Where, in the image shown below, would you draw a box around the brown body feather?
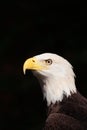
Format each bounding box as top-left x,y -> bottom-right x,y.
43,92 -> 87,130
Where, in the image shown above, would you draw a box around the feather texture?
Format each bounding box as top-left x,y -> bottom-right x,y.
43,92 -> 87,130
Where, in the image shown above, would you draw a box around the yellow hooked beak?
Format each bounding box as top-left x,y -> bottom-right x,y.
23,57 -> 44,74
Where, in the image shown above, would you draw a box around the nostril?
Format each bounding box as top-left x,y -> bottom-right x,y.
32,59 -> 35,62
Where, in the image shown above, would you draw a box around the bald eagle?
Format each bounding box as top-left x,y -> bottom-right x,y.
23,53 -> 87,130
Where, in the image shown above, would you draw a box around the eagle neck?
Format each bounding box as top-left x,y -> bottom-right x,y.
41,76 -> 77,106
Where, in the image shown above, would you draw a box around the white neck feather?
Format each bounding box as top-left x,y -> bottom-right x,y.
39,75 -> 77,106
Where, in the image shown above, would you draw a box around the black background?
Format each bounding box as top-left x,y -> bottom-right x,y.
0,1 -> 87,130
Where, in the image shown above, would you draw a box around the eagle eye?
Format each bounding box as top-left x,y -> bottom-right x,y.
45,59 -> 52,65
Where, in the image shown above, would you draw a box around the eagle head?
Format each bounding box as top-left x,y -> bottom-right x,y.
23,53 -> 76,106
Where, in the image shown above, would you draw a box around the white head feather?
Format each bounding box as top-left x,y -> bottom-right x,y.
23,53 -> 77,106
31,53 -> 77,106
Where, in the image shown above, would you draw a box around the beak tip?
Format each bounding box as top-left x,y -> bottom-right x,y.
23,69 -> 25,75
23,65 -> 26,75
23,68 -> 27,75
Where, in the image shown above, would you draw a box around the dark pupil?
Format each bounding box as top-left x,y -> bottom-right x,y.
47,60 -> 51,63
46,59 -> 52,64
